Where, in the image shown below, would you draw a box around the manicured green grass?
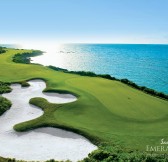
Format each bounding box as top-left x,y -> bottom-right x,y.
0,48 -> 168,156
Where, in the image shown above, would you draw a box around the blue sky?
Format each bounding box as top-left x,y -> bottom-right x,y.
0,0 -> 168,44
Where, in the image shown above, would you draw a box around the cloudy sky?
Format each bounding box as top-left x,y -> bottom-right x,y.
1,0 -> 168,45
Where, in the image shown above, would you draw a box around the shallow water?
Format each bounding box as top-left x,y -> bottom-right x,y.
0,80 -> 97,162
31,44 -> 168,94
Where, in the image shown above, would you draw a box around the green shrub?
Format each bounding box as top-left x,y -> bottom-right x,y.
20,81 -> 30,87
0,81 -> 12,116
0,96 -> 12,116
121,79 -> 168,100
47,66 -> 118,81
97,74 -> 117,80
89,150 -> 111,160
146,156 -> 158,162
12,50 -> 43,64
13,53 -> 31,64
0,46 -> 6,54
0,81 -> 12,94
81,149 -> 168,162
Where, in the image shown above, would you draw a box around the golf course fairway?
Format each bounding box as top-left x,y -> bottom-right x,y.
0,48 -> 168,161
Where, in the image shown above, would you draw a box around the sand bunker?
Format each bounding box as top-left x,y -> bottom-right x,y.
0,80 -> 97,162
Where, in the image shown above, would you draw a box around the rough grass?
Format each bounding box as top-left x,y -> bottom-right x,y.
0,96 -> 12,116
0,81 -> 12,115
0,48 -> 168,159
0,81 -> 12,94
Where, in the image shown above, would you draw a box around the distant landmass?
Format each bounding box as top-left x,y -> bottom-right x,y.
0,44 -> 21,48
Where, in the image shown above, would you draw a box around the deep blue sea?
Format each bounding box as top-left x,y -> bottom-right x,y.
18,44 -> 168,94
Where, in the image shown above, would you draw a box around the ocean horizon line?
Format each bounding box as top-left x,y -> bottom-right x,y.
1,43 -> 168,47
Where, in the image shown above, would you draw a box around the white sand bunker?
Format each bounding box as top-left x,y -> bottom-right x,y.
0,80 -> 97,162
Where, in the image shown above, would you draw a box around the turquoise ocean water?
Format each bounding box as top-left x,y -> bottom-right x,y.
31,44 -> 168,94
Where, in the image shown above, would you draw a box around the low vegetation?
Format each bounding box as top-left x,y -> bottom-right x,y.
0,96 -> 12,116
12,50 -> 43,64
81,149 -> 168,162
19,81 -> 30,87
0,46 -> 6,54
0,157 -> 71,162
3,150 -> 166,162
0,81 -> 12,94
0,157 -> 16,162
120,79 -> 168,100
48,65 -> 117,80
0,81 -> 12,116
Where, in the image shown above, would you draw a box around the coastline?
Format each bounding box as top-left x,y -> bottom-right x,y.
29,44 -> 168,94
13,50 -> 168,100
